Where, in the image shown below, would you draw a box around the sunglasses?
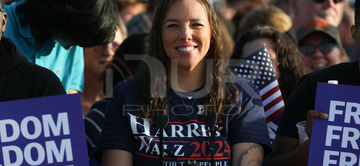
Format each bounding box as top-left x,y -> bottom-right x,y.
298,43 -> 338,56
94,43 -> 121,54
313,0 -> 342,3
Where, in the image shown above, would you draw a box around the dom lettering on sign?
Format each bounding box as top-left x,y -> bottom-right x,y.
0,112 -> 73,166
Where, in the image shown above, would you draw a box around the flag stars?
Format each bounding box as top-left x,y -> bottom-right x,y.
265,67 -> 268,71
247,60 -> 250,63
259,52 -> 262,55
240,64 -> 244,68
258,57 -> 261,60
261,81 -> 265,85
253,56 -> 256,59
257,61 -> 260,64
234,68 -> 238,72
268,77 -> 271,80
245,65 -> 249,68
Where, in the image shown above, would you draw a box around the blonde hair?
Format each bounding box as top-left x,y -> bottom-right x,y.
117,16 -> 128,39
238,5 -> 291,38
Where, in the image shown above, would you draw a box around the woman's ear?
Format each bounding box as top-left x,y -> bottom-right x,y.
1,13 -> 7,33
351,25 -> 359,45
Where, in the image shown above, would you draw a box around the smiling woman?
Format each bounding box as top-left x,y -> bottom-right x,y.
162,0 -> 211,73
93,0 -> 271,166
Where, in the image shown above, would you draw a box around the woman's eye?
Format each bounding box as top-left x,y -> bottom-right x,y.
167,24 -> 178,28
192,23 -> 203,27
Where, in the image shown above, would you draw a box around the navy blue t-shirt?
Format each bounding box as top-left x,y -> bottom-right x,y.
95,78 -> 271,166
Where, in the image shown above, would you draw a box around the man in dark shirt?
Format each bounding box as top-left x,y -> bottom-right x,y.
266,0 -> 360,165
0,0 -> 66,102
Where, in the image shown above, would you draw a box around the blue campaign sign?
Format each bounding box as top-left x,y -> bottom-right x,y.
0,94 -> 88,166
309,82 -> 360,166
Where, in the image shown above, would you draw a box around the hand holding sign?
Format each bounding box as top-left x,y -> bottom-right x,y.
308,83 -> 360,166
305,110 -> 329,139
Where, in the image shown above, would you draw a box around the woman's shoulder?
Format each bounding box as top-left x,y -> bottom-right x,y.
230,76 -> 261,97
109,78 -> 139,101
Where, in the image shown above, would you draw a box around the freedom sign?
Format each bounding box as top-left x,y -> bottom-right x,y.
0,94 -> 88,166
309,82 -> 360,166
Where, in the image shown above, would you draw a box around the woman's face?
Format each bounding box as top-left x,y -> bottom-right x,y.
242,38 -> 280,79
298,32 -> 342,72
84,29 -> 124,75
162,0 -> 211,71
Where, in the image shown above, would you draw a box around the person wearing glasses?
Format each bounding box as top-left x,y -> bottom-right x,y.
0,0 -> 66,102
287,0 -> 344,41
265,1 -> 360,165
2,0 -> 118,94
297,17 -> 348,72
81,18 -> 127,116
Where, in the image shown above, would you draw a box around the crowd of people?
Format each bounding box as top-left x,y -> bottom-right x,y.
0,0 -> 359,165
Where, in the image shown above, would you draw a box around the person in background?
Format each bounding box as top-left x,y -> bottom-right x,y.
231,26 -> 306,104
126,0 -> 158,37
218,13 -> 235,58
94,0 -> 271,165
297,17 -> 348,72
85,33 -> 148,158
3,0 -> 118,94
116,0 -> 148,24
215,0 -> 265,40
266,1 -> 360,165
339,4 -> 359,61
238,5 -> 292,39
81,18 -> 127,116
0,0 -> 66,102
287,0 -> 344,41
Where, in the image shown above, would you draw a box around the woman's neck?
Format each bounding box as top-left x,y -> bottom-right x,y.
169,60 -> 206,92
81,71 -> 105,116
82,71 -> 105,101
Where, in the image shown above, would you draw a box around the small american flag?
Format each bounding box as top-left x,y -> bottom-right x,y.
231,45 -> 284,137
